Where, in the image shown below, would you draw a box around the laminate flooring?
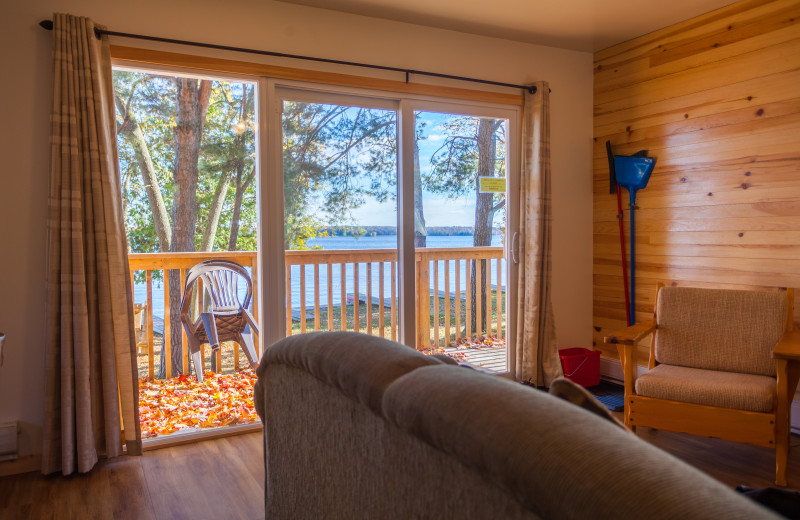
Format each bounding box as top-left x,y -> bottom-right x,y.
0,432 -> 264,520
1,426 -> 798,519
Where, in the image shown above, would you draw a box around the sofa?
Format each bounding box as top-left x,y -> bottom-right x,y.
254,331 -> 778,519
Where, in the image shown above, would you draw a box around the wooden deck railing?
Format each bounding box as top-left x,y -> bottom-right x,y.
129,247 -> 505,379
414,247 -> 505,348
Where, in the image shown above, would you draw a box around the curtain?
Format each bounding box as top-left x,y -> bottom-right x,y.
42,13 -> 141,475
514,82 -> 562,387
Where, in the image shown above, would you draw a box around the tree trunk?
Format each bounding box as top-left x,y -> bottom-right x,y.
114,94 -> 172,251
200,172 -> 232,252
228,87 -> 254,251
199,173 -> 230,374
228,167 -> 254,251
164,78 -> 212,378
413,136 -> 427,248
470,119 -> 500,334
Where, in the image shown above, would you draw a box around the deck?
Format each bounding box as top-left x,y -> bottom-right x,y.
129,248 -> 508,439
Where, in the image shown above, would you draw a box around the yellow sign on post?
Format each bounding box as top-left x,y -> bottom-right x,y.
479,177 -> 506,193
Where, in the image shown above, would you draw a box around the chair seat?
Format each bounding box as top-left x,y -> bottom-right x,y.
635,364 -> 776,413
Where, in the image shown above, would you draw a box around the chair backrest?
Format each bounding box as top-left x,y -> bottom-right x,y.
181,260 -> 253,315
654,286 -> 788,377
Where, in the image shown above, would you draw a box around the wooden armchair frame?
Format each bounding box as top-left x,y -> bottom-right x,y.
604,283 -> 800,486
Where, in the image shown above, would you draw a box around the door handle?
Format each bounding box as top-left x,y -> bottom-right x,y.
511,231 -> 520,264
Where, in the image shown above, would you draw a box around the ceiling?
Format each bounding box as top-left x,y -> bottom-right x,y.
275,0 -> 736,52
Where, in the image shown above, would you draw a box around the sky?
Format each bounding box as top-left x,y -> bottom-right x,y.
306,109 -> 506,228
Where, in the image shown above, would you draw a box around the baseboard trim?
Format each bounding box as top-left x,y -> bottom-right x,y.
599,356 -> 800,434
0,454 -> 40,477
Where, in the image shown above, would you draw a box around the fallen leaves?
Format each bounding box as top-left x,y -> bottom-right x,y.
138,369 -> 258,438
419,334 -> 506,364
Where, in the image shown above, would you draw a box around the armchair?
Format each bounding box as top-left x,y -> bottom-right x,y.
605,283 -> 799,486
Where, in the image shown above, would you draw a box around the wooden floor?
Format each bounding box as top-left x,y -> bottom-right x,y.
0,433 -> 264,520
634,426 -> 800,491
1,423 -> 798,519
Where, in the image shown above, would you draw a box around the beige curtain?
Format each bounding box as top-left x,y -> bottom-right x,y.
514,82 -> 562,387
43,13 -> 141,476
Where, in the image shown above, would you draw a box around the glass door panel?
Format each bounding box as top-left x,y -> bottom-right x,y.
414,111 -> 509,372
281,98 -> 399,339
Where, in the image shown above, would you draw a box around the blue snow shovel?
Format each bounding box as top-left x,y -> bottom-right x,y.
614,154 -> 655,325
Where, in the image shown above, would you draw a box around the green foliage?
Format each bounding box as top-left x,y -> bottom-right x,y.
113,70 -> 256,254
425,117 -> 507,196
423,116 -> 508,241
281,101 -> 396,249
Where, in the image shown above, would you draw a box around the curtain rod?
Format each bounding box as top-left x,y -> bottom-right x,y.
39,20 -> 541,95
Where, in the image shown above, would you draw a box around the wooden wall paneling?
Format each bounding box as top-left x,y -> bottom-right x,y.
595,8 -> 800,90
593,0 -> 792,63
594,69 -> 800,137
593,3 -> 800,362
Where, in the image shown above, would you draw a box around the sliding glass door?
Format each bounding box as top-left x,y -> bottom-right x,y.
279,90 -> 400,340
412,109 -> 510,372
262,84 -> 518,374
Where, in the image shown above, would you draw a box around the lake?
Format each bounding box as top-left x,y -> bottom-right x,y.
133,234 -> 506,319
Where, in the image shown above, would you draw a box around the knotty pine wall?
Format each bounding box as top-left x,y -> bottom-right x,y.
593,0 -> 800,362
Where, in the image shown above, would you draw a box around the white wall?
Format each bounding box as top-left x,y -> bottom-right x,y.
0,0 -> 593,459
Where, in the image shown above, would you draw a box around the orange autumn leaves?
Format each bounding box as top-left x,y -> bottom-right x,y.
138,369 -> 259,438
419,334 -> 505,363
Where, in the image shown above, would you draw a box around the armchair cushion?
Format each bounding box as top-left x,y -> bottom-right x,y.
635,364 -> 776,413
655,287 -> 787,376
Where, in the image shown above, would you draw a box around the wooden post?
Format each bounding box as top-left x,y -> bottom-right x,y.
366,262 -> 373,335
327,263 -> 333,331
444,262 -> 450,346
390,260 -> 397,341
353,263 -> 360,333
286,267 -> 292,336
378,262 -> 385,338
455,260 -> 461,341
250,254 -> 259,357
477,258 -> 483,338
314,263 -> 321,332
299,264 -> 307,334
163,269 -> 171,379
340,263 -> 347,331
496,258 -> 502,339
417,258 -> 430,349
146,270 -> 154,380
433,260 -> 440,348
465,260 -> 472,340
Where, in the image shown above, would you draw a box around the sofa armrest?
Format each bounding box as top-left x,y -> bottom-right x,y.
603,319 -> 657,346
773,330 -> 800,361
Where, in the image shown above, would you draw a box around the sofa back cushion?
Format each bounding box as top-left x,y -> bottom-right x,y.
655,286 -> 787,376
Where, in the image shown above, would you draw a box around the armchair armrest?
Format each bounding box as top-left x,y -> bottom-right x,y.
242,307 -> 260,335
773,330 -> 800,361
603,319 -> 657,346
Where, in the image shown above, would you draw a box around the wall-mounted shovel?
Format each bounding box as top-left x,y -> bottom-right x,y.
606,141 -> 630,326
612,150 -> 655,325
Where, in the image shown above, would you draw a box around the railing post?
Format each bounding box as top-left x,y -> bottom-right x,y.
250,253 -> 259,358
163,268 -> 171,379
146,270 -> 154,380
416,255 -> 430,349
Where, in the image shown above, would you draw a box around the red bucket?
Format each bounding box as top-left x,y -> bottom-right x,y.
558,348 -> 601,388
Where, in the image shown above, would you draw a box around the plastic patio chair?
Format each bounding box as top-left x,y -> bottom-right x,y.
179,260 -> 259,382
